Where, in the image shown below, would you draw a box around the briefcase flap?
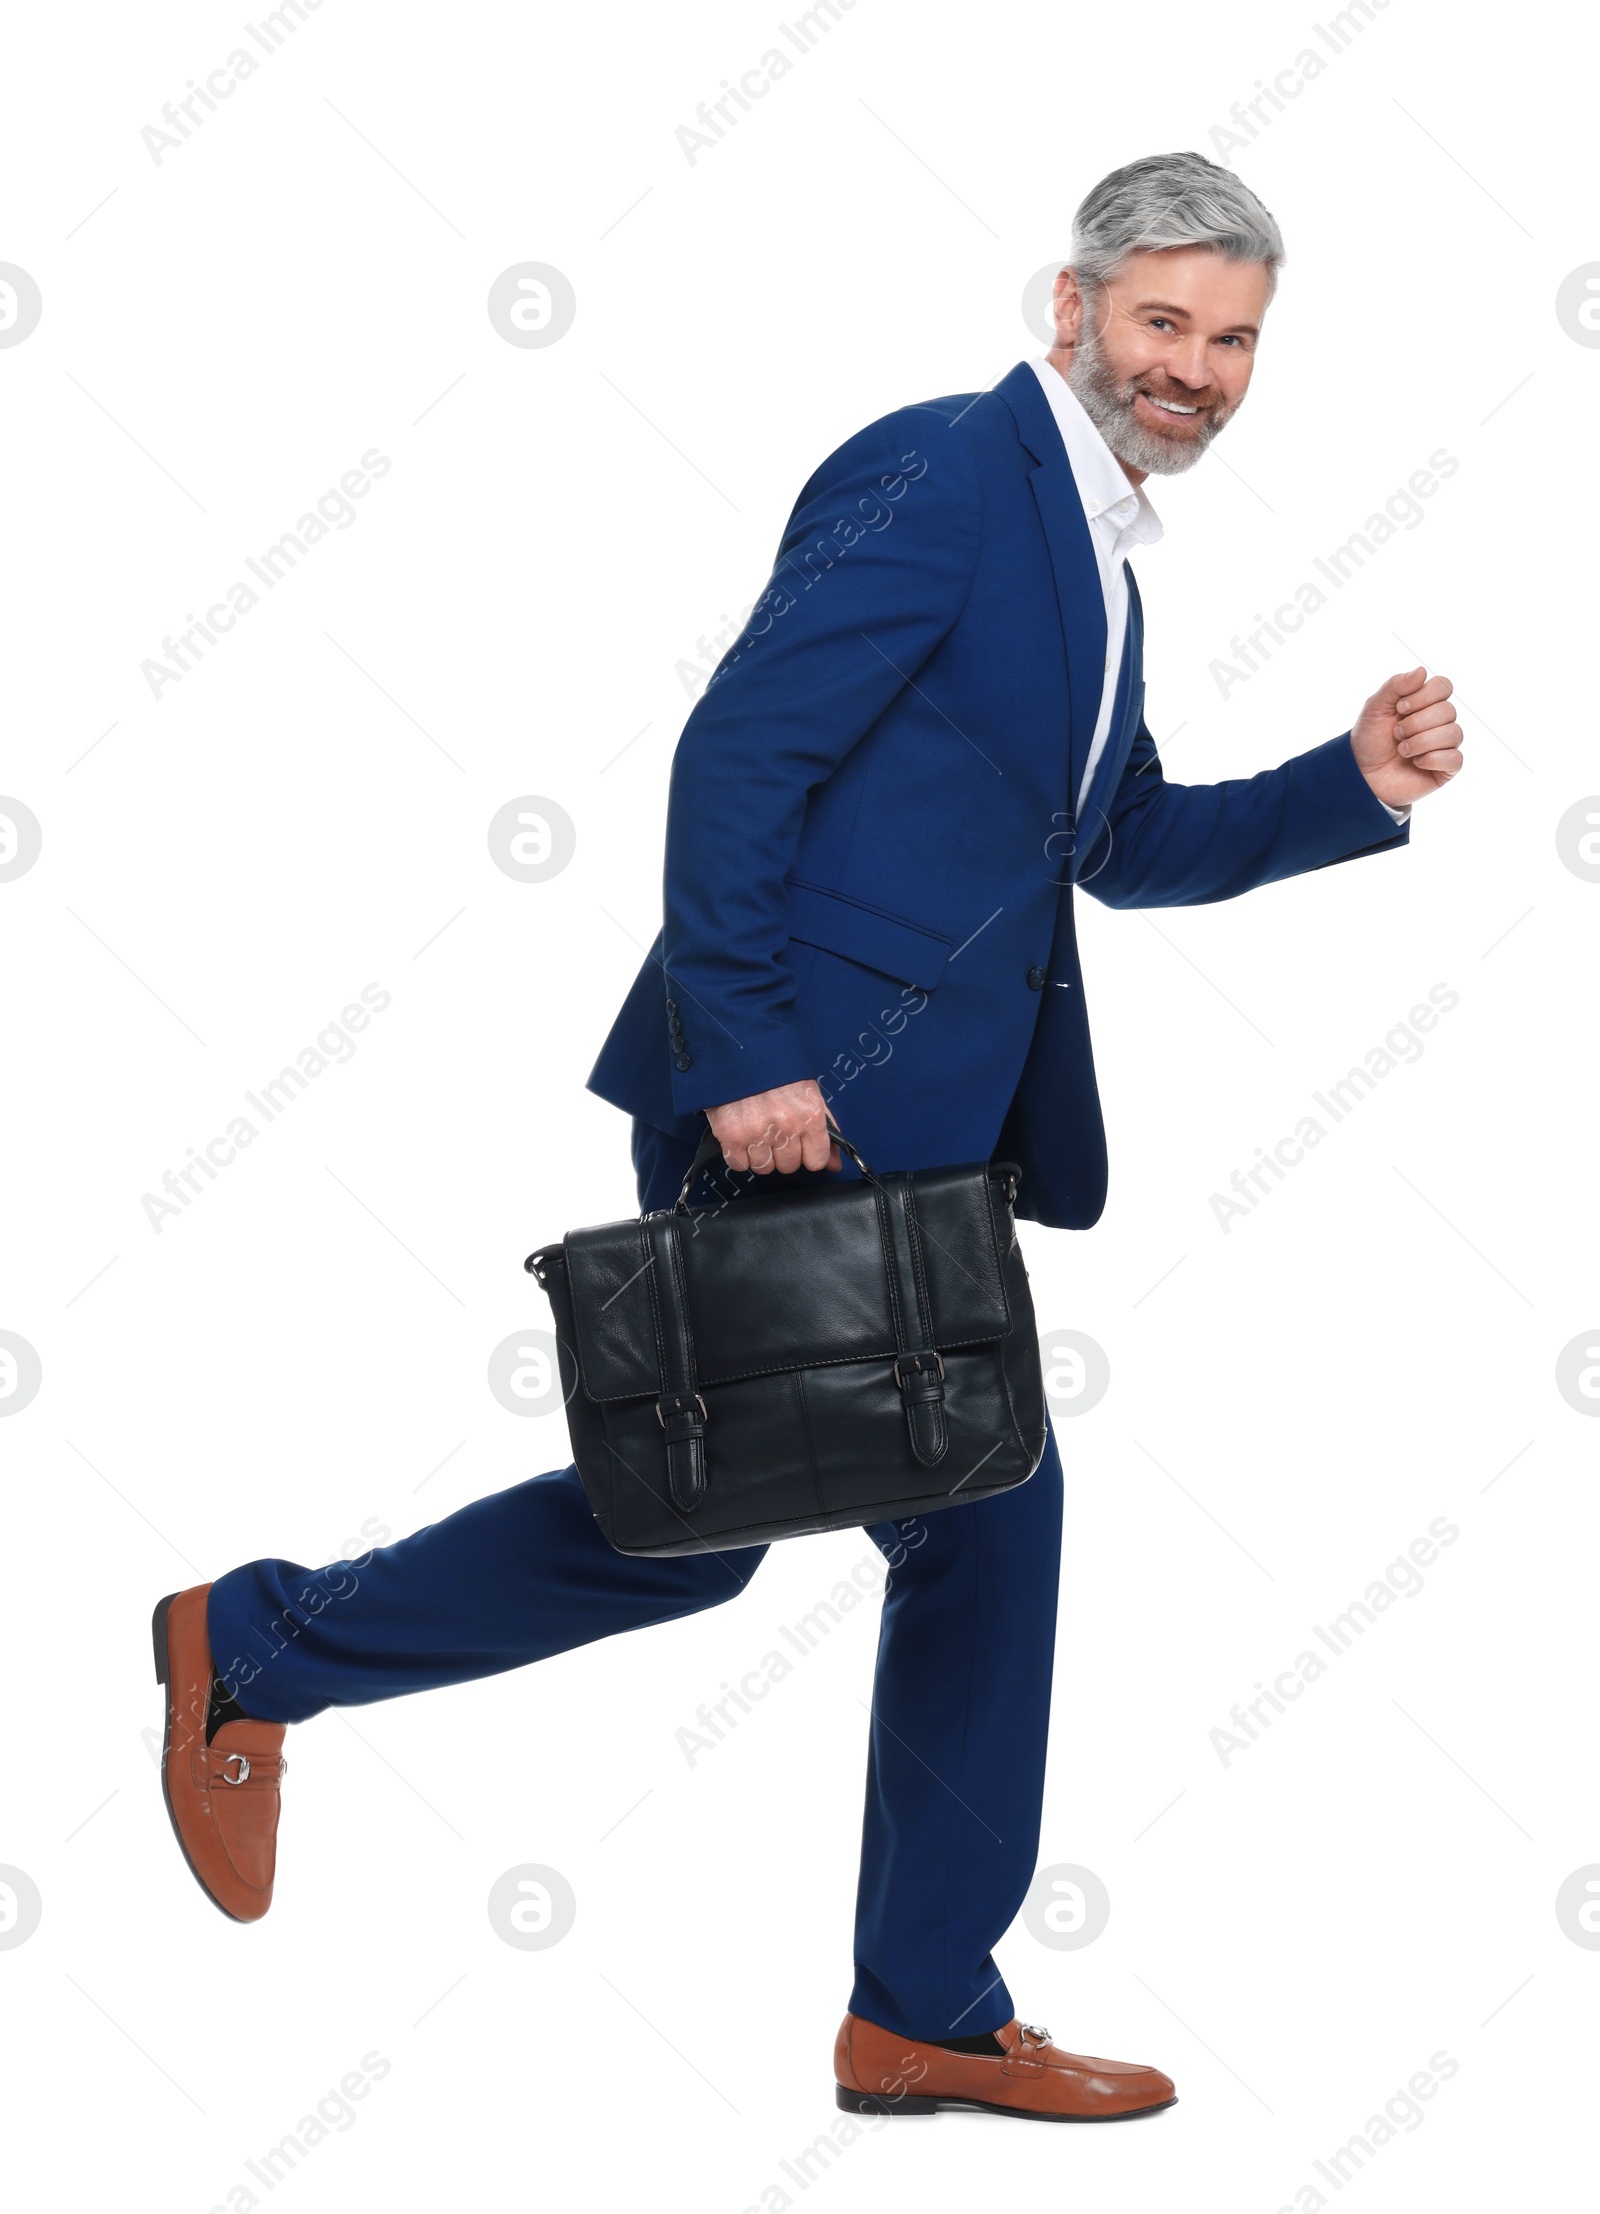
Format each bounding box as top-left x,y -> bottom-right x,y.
562,1164 -> 1014,1404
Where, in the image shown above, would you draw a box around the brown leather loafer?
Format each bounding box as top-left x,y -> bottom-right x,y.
834,2012 -> 1176,2121
152,1586 -> 287,1923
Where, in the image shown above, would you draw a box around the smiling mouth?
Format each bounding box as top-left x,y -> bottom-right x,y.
1137,390 -> 1204,419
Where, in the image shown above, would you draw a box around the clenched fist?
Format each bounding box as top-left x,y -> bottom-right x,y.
1351,665 -> 1465,809
706,1079 -> 842,1174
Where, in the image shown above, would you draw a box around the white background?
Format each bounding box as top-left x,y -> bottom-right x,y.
1,0 -> 1595,2207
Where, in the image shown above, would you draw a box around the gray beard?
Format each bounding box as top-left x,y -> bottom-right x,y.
1064,311 -> 1238,477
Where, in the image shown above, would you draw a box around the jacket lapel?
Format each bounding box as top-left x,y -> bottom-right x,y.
992,363 -> 1106,815
1124,563 -> 1144,721
1070,566 -> 1146,879
1108,562 -> 1146,777
1071,574 -> 1137,864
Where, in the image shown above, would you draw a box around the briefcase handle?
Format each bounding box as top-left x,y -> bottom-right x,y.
672,1114 -> 877,1213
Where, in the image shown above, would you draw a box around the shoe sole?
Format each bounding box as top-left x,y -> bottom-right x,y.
835,2085 -> 1177,2122
151,1591 -> 251,1924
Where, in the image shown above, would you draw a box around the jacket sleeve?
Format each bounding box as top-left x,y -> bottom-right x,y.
1079,721 -> 1409,909
661,410 -> 982,1116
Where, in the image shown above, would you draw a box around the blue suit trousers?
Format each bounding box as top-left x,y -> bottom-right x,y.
207,1120 -> 1065,2042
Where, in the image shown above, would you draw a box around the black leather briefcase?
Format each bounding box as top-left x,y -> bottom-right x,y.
524,1122 -> 1047,1556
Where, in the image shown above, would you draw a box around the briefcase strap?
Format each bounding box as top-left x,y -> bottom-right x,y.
642,1211 -> 708,1514
875,1183 -> 949,1469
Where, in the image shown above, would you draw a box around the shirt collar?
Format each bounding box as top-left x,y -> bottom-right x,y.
1029,356 -> 1164,549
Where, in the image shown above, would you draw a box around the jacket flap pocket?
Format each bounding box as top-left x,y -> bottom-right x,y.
785,880 -> 953,990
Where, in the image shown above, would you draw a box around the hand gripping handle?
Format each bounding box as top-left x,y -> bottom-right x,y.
672,1114 -> 876,1213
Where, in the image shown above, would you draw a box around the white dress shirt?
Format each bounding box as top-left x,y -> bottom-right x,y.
1029,357 -> 1162,824
1029,355 -> 1409,827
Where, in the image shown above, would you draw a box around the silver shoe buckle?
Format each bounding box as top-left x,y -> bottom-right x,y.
219,1751 -> 251,1785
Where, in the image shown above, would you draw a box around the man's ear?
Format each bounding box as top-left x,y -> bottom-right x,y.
1051,267 -> 1084,348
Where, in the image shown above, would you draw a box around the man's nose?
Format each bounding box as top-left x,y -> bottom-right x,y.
1167,339 -> 1213,389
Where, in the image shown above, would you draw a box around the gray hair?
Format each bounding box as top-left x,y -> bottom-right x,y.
1070,151 -> 1285,298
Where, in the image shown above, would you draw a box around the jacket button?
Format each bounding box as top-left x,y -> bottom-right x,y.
674,1052 -> 692,1071
1027,965 -> 1046,990
665,997 -> 679,1015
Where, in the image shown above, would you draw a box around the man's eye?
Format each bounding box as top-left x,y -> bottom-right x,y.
1150,317 -> 1173,331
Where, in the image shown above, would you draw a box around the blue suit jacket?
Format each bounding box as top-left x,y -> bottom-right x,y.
587,360 -> 1408,1229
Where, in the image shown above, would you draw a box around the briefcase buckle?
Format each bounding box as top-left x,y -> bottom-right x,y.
893,1352 -> 945,1387
656,1391 -> 708,1427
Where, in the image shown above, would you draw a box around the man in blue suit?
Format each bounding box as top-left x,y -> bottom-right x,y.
157,152 -> 1462,2123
